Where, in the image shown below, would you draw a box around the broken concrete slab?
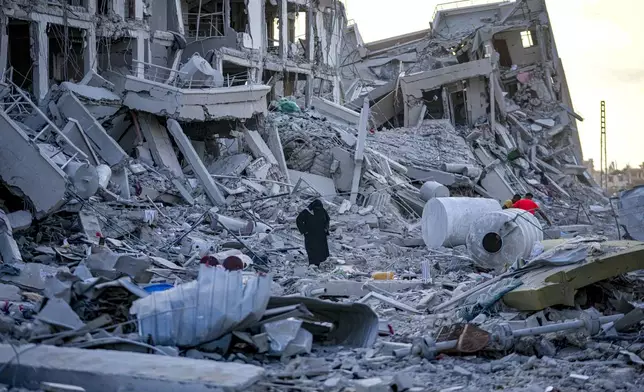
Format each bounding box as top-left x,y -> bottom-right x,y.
79,210 -> 103,244
0,283 -> 21,301
312,96 -> 360,126
0,111 -> 67,218
243,130 -> 278,166
166,119 -> 227,206
0,344 -> 264,392
331,147 -> 356,192
504,241 -> 644,311
0,262 -> 58,292
534,118 -> 555,128
266,125 -> 290,184
121,75 -> 271,122
207,154 -> 252,176
405,167 -> 471,187
299,279 -> 423,297
288,170 -> 337,200
137,113 -> 184,178
60,82 -> 121,102
36,298 -> 85,330
57,92 -> 128,167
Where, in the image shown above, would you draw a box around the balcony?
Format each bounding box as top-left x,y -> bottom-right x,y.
183,12 -> 225,40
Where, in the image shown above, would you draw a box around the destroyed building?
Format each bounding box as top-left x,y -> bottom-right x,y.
0,0 -> 641,391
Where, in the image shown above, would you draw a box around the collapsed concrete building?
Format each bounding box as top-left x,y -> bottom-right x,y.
0,0 -> 637,391
338,0 -> 595,205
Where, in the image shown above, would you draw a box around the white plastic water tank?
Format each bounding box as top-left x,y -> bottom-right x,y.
421,197 -> 501,249
466,208 -> 543,273
419,181 -> 450,202
63,161 -> 99,199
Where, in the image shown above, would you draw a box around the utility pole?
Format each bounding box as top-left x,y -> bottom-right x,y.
600,100 -> 607,190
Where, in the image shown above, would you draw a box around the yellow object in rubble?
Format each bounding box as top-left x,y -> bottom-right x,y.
371,271 -> 394,280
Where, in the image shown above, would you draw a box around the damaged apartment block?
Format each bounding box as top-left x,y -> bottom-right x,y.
0,0 -> 634,391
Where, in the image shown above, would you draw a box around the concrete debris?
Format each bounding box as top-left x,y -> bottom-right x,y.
0,0 -> 634,390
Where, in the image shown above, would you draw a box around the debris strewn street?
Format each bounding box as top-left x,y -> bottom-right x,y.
0,0 -> 641,391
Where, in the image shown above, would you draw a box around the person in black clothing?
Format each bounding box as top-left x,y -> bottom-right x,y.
296,199 -> 330,266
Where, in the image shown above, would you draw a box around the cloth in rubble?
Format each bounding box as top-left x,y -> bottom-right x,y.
277,98 -> 301,113
296,199 -> 330,266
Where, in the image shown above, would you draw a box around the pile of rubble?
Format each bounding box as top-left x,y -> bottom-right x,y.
0,0 -> 642,391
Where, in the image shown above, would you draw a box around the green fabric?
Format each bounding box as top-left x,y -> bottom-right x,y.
277,98 -> 301,113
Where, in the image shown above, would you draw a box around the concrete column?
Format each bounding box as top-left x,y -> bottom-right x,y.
486,40 -> 495,131
536,25 -> 555,100
279,0 -> 288,60
0,16 -> 8,78
306,5 -> 314,63
441,87 -> 450,121
305,74 -> 313,108
31,21 -> 49,103
112,0 -> 125,19
135,0 -> 144,20
169,0 -> 185,34
489,71 -> 495,130
84,26 -> 97,72
133,35 -> 145,78
224,0 -> 231,29
87,0 -> 97,14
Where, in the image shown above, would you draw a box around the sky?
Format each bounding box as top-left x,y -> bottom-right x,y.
342,0 -> 644,170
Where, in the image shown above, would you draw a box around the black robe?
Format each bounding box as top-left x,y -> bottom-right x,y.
296,203 -> 330,266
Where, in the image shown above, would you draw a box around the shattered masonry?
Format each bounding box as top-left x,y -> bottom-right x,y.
0,0 -> 640,391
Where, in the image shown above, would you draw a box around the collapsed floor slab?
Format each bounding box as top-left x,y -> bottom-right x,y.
0,344 -> 264,392
0,111 -> 67,218
57,92 -> 128,167
121,76 -> 271,122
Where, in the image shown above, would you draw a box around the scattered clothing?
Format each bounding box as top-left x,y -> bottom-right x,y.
296,200 -> 330,266
513,198 -> 539,215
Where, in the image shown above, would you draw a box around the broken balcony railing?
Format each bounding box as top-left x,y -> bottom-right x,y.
183,12 -> 225,39
130,60 -> 250,88
0,73 -> 91,167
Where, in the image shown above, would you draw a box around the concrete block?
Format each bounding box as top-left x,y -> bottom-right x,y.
57,92 -> 127,167
137,113 -> 184,178
0,111 -> 67,218
243,130 -> 278,166
0,344 -> 264,392
166,120 -> 226,205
